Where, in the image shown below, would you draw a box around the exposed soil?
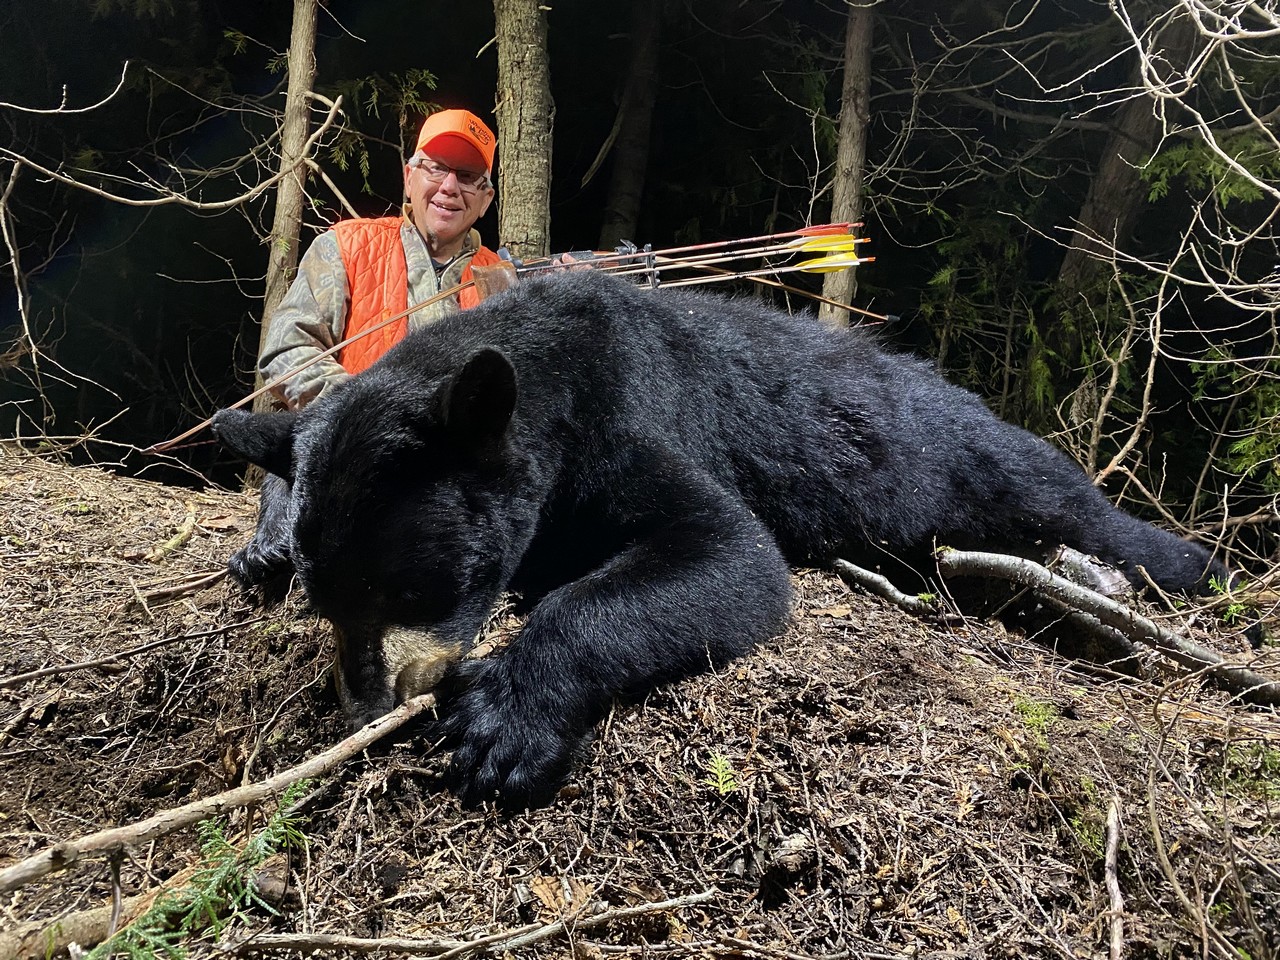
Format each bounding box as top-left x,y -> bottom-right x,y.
1,444 -> 1277,959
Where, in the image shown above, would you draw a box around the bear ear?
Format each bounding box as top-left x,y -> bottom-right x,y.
211,408 -> 297,479
436,347 -> 517,453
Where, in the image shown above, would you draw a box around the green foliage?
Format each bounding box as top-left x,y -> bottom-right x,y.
324,70 -> 439,192
1069,811 -> 1105,859
1223,742 -> 1280,803
793,36 -> 837,159
1189,354 -> 1280,494
915,197 -> 1056,421
1143,133 -> 1280,208
223,29 -> 247,56
703,753 -> 739,796
1067,775 -> 1105,860
85,781 -> 310,960
1014,696 -> 1057,750
1208,576 -> 1250,625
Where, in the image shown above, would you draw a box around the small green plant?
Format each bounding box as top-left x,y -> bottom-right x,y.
1069,812 -> 1105,859
1224,743 -> 1280,803
703,753 -> 739,796
1013,696 -> 1058,749
1067,776 -> 1105,859
1208,575 -> 1250,625
86,781 -> 309,959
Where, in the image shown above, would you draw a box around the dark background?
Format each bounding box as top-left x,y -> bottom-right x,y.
1,0 -> 1273,533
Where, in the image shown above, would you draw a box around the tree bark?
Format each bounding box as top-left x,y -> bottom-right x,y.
818,3 -> 873,327
1054,82 -> 1162,318
596,0 -> 663,250
1051,15 -> 1195,368
493,0 -> 554,260
253,0 -> 318,412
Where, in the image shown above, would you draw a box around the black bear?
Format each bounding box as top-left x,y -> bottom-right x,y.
214,271 -> 1224,808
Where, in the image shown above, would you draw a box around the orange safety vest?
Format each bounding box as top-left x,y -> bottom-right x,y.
332,217 -> 503,375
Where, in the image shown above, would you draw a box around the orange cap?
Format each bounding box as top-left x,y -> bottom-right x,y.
414,109 -> 497,173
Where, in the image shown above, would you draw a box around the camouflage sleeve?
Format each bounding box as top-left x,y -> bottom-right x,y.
259,231 -> 351,411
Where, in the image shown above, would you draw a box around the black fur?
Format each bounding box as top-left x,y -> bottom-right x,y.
213,271 -> 1225,808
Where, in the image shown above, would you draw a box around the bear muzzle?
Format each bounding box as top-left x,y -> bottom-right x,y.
385,626 -> 467,700
331,623 -> 467,728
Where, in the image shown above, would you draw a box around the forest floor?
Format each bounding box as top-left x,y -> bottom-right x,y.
1,443 -> 1278,960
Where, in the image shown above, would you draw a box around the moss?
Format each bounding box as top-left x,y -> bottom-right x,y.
1225,743 -> 1280,803
1014,696 -> 1058,749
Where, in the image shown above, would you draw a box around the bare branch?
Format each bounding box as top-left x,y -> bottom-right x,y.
0,688 -> 435,894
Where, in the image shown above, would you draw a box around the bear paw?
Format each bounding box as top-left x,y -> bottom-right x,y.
437,658 -> 580,810
227,536 -> 293,598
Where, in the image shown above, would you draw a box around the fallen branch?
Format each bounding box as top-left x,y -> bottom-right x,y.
1054,608 -> 1143,661
0,865 -> 199,960
1048,546 -> 1133,598
230,889 -> 717,956
0,693 -> 436,893
832,558 -> 938,617
1105,799 -> 1124,960
140,568 -> 227,603
935,549 -> 1280,706
0,618 -> 261,690
144,502 -> 196,562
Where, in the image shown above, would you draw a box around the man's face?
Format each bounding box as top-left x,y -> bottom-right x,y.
404,153 -> 495,254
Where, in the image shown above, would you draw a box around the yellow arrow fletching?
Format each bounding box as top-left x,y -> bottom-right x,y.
789,234 -> 861,252
796,253 -> 870,273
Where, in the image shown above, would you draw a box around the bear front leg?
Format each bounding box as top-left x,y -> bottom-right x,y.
438,471 -> 793,809
228,472 -> 294,591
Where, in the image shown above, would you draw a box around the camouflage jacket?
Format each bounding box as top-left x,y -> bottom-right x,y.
260,217 -> 487,411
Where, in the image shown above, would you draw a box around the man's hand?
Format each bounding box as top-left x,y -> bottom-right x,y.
554,252 -> 595,271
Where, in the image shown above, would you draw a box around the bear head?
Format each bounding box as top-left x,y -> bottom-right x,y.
213,347 -> 540,727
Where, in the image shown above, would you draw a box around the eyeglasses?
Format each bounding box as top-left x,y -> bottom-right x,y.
408,157 -> 491,193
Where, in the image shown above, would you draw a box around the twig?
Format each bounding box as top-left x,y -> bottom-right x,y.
0,95 -> 344,211
0,865 -> 200,960
1145,734 -> 1238,958
1105,799 -> 1124,960
715,936 -> 866,959
144,502 -> 197,562
935,549 -> 1280,705
139,569 -> 228,602
230,889 -> 718,956
0,693 -> 437,893
832,558 -> 938,616
0,618 -> 261,690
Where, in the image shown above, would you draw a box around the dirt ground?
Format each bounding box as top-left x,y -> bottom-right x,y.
1,443 -> 1278,959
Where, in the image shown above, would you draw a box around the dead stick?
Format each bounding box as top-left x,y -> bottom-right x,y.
0,693 -> 436,893
935,549 -> 1280,706
141,569 -> 227,602
0,619 -> 262,690
144,503 -> 196,562
232,890 -> 717,956
833,558 -> 938,616
1105,799 -> 1124,960
0,865 -> 200,960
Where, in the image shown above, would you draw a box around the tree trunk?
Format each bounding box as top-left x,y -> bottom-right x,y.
818,3 -> 873,328
253,0 -> 318,413
596,0 -> 663,250
493,0 -> 554,260
1051,15 -> 1195,370
1054,85 -> 1162,317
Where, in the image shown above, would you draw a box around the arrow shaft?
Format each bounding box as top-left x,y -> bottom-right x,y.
149,224 -> 876,454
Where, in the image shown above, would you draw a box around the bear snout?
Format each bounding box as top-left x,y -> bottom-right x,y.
384,626 -> 467,701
